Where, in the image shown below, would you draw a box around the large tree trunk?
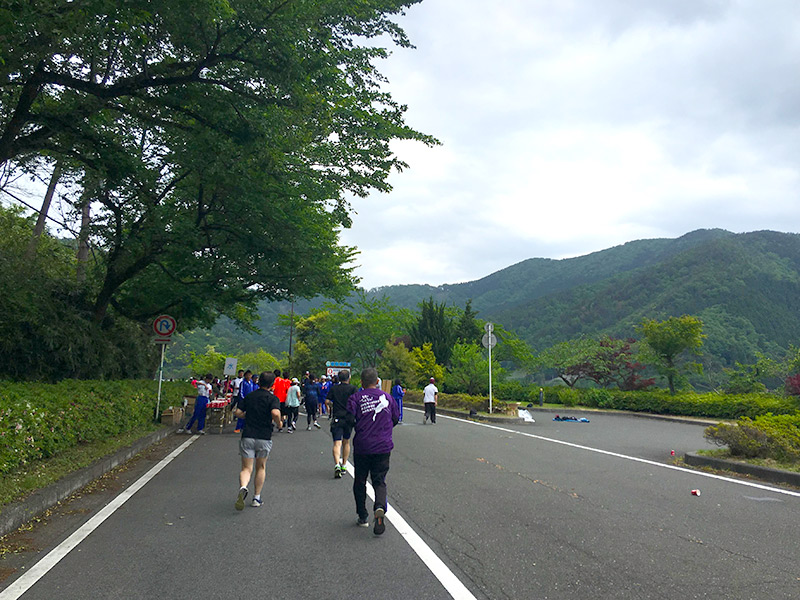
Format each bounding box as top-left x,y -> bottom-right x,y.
25,161 -> 62,259
76,199 -> 91,284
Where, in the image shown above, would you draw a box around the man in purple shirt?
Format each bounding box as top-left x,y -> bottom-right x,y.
346,367 -> 400,535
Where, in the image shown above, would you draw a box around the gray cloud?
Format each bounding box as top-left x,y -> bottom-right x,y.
341,0 -> 800,289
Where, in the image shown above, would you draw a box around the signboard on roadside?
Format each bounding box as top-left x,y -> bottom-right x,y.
325,360 -> 351,378
223,357 -> 238,376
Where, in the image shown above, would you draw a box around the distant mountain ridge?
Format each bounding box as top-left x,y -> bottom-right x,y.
365,228 -> 800,369
171,229 -> 800,375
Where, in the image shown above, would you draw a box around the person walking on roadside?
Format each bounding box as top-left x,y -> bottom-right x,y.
285,378 -> 301,432
181,373 -> 213,434
234,370 -> 256,433
423,377 -> 438,424
303,374 -> 322,430
326,369 -> 357,479
346,368 -> 400,535
391,380 -> 405,423
233,372 -> 282,510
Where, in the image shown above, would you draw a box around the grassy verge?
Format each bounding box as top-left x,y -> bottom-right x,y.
0,423 -> 162,509
696,448 -> 800,474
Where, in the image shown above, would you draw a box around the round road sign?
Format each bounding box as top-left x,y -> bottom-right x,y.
153,315 -> 177,338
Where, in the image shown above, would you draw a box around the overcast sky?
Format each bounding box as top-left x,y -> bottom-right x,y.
340,0 -> 800,290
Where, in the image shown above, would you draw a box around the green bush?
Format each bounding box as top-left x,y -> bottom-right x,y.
525,385 -> 798,418
0,380 -> 193,475
410,382 -> 800,420
494,381 -> 535,404
405,390 -> 487,413
705,413 -> 800,462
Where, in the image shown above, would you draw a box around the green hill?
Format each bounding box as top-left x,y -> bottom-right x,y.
172,229 -> 800,378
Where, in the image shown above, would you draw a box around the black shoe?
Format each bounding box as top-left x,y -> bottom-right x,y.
373,508 -> 385,535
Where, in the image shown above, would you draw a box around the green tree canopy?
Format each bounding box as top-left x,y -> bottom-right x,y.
378,340 -> 416,387
408,297 -> 457,366
639,315 -> 705,394
538,338 -> 600,388
0,1 -> 436,379
447,343 -> 502,396
410,342 -> 444,387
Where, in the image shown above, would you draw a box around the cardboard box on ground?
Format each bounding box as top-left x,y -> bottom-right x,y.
160,406 -> 185,425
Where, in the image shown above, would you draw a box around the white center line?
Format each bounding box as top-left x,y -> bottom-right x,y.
404,407 -> 800,499
0,436 -> 198,600
344,461 -> 478,600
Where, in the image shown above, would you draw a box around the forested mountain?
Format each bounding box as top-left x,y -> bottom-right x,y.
175,229 -> 800,375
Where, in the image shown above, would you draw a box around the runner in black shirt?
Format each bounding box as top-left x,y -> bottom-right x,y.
233,372 -> 281,509
326,370 -> 358,479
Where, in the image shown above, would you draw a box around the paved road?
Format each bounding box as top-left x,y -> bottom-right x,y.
1,409 -> 798,599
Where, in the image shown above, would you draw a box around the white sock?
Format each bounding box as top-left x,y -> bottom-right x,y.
254,495 -> 261,501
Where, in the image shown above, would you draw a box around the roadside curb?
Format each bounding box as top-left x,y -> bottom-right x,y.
522,406 -> 723,427
684,452 -> 800,488
0,425 -> 174,538
404,402 -> 531,425
406,402 -> 722,427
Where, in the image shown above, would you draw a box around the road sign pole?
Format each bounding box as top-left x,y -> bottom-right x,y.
488,336 -> 493,414
156,342 -> 165,421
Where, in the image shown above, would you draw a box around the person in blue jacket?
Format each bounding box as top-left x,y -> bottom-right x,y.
391,380 -> 405,423
319,375 -> 331,417
303,374 -> 322,430
234,370 -> 256,433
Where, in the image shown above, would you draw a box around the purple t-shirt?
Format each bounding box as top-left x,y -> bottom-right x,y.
346,387 -> 400,455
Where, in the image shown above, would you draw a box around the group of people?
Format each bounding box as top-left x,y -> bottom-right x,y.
180,366 -> 437,535
231,368 -> 403,535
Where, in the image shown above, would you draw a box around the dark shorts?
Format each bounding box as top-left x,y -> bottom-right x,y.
280,403 -> 287,415
330,418 -> 352,441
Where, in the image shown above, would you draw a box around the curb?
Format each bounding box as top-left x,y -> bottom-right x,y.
0,425 -> 174,538
522,406 -> 723,427
684,452 -> 800,488
404,402 -> 531,425
406,402 -> 722,427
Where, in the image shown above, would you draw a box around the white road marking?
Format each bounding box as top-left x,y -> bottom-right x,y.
344,461 -> 478,600
405,408 -> 800,499
0,436 -> 198,600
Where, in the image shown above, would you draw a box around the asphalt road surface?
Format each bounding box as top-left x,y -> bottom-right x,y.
1,409 -> 798,600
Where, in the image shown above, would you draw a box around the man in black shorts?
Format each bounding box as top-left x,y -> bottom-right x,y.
232,371 -> 282,510
326,370 -> 357,479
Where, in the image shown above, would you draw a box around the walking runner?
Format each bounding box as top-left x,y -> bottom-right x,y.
285,378 -> 301,432
346,368 -> 400,535
303,374 -> 322,430
326,369 -> 357,478
423,377 -> 438,424
233,372 -> 282,510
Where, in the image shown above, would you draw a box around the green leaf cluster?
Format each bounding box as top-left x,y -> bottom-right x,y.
1,0 -> 436,380
705,413 -> 800,462
0,379 -> 192,475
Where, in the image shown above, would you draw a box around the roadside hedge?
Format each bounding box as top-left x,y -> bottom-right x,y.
408,383 -> 799,420
705,413 -> 800,462
0,380 -> 193,475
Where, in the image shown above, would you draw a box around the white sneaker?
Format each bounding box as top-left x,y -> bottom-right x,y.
307,426 -> 312,431
198,430 -> 206,435
250,498 -> 263,508
313,421 -> 321,429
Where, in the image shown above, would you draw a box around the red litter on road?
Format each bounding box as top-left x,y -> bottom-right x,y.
691,489 -> 701,496
670,450 -> 676,456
